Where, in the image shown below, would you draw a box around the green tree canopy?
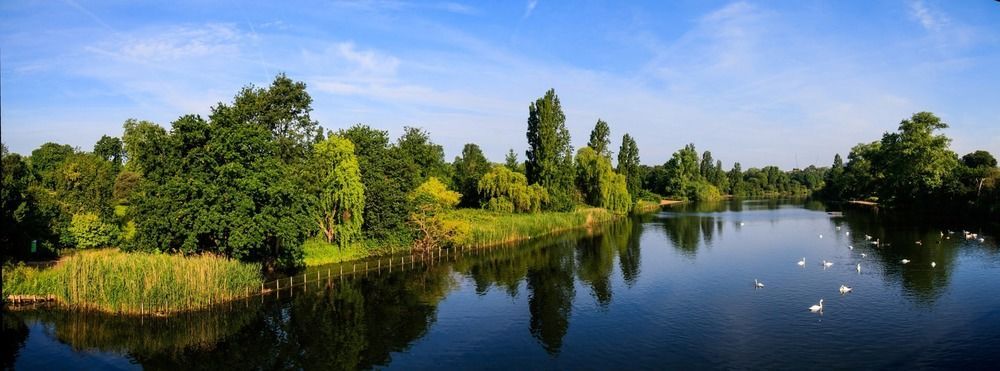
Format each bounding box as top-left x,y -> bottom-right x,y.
311,135 -> 365,247
452,143 -> 490,207
616,133 -> 641,202
478,165 -> 548,213
525,89 -> 576,211
93,135 -> 124,169
338,124 -> 417,239
874,112 -> 958,204
587,119 -> 611,158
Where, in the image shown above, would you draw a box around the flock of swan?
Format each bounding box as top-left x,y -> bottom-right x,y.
752,226 -> 990,314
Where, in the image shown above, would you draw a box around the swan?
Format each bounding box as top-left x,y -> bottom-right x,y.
798,258 -> 806,267
916,241 -> 922,245
865,234 -> 872,240
856,263 -> 861,273
823,260 -> 834,268
861,253 -> 866,258
849,245 -> 854,250
940,231 -> 944,237
979,237 -> 986,243
839,285 -> 852,294
931,262 -> 936,268
754,279 -> 765,288
809,299 -> 824,312
901,259 -> 910,264
740,222 -> 745,226
819,234 -> 823,239
837,226 -> 842,231
846,231 -> 850,236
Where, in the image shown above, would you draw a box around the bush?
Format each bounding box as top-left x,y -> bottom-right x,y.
67,213 -> 120,248
478,165 -> 548,213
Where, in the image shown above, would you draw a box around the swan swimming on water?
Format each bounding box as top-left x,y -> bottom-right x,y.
931,262 -> 936,268
809,299 -> 824,312
823,260 -> 834,268
901,259 -> 911,264
856,263 -> 861,273
849,245 -> 854,250
754,279 -> 765,288
839,285 -> 852,294
798,258 -> 806,267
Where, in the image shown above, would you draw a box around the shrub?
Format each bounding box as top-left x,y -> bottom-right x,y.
67,213 -> 119,248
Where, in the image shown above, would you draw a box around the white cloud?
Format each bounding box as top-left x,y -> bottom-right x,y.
909,0 -> 943,31
524,0 -> 538,19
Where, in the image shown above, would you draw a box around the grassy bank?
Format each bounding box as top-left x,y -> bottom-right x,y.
302,207 -> 621,266
3,249 -> 261,314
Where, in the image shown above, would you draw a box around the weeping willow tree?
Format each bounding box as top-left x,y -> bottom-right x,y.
478,165 -> 548,213
575,146 -> 631,214
312,135 -> 364,248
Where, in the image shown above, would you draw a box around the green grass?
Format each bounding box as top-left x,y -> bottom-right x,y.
439,207 -> 618,247
303,233 -> 413,266
2,249 -> 261,314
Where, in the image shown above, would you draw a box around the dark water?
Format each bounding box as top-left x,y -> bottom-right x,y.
4,200 -> 1000,370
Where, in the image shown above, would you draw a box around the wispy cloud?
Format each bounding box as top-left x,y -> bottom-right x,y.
909,0 -> 943,31
523,0 -> 538,19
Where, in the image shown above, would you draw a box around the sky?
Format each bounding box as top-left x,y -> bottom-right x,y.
2,0 -> 998,169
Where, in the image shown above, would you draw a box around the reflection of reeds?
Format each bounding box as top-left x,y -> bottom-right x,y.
3,249 -> 261,314
11,303 -> 260,356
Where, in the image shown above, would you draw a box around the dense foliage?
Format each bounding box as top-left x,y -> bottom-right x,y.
526,89 -> 576,211
6,75 -> 997,271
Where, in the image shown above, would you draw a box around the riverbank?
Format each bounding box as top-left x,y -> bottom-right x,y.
303,206 -> 637,266
2,249 -> 261,315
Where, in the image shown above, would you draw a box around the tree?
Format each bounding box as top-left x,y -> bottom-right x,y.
616,134 -> 641,202
525,89 -> 576,211
93,135 -> 124,169
228,73 -> 322,164
67,212 -> 119,248
312,135 -> 364,247
397,126 -> 449,184
728,162 -> 745,197
478,165 -> 548,213
959,150 -> 998,199
408,177 -> 467,252
2,144 -> 44,259
30,142 -> 75,187
338,124 -> 417,239
129,75 -> 317,270
452,143 -> 490,207
700,151 -> 715,180
822,154 -> 846,200
504,149 -> 521,172
575,146 -> 631,213
587,119 -> 611,158
663,144 -> 701,198
874,112 -> 958,204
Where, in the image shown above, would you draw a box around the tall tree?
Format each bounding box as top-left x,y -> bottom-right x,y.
338,124 -> 416,239
452,143 -> 490,207
525,89 -> 575,211
700,151 -> 715,180
397,126 -> 449,184
587,119 -> 612,158
874,112 -> 958,204
228,73 -> 322,164
504,149 -> 521,172
30,142 -> 75,187
728,162 -> 745,197
311,135 -> 364,247
616,134 -> 641,202
93,135 -> 124,169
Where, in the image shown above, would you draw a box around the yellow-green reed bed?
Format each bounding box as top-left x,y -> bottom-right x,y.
3,249 -> 261,314
441,207 -> 618,248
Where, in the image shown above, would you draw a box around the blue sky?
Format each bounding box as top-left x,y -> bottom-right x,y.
2,0 -> 998,168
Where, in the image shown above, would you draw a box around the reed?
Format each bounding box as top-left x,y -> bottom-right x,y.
440,207 -> 617,248
2,249 -> 261,314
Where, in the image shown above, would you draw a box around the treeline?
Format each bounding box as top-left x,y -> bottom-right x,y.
820,112 -> 999,215
1,77 -> 644,269
4,75 -> 996,269
641,144 -> 826,201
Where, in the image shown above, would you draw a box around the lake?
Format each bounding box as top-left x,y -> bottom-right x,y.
4,200 -> 1000,370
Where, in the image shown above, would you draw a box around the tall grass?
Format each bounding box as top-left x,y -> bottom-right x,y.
3,249 -> 261,314
440,207 -> 618,248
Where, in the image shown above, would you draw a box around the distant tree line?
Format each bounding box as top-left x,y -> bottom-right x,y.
3,76 -> 996,268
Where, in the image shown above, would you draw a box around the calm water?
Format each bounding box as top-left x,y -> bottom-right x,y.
4,200 -> 1000,370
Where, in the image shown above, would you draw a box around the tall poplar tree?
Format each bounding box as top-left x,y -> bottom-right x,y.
525,89 -> 575,211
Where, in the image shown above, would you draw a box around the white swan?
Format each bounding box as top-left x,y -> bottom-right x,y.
857,263 -> 861,273
837,226 -> 842,231
740,222 -> 745,226
979,238 -> 986,243
798,258 -> 806,267
915,241 -> 922,245
846,231 -> 850,236
865,234 -> 872,240
839,285 -> 852,294
819,234 -> 823,239
901,259 -> 910,264
823,260 -> 833,268
849,245 -> 854,250
931,262 -> 936,268
861,253 -> 866,258
809,299 -> 824,312
754,279 -> 764,288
